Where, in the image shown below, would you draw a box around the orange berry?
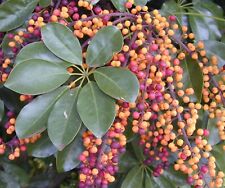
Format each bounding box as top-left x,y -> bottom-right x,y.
8,154 -> 15,160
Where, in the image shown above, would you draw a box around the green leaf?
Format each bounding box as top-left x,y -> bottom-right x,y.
111,0 -> 127,12
203,40 -> 225,68
121,166 -> 143,188
0,171 -> 20,188
41,23 -> 82,65
5,59 -> 70,95
77,81 -> 116,138
0,0 -> 38,32
15,42 -> 71,67
131,137 -> 144,161
196,110 -> 209,129
207,118 -> 220,146
124,119 -> 136,143
27,132 -> 57,158
119,151 -> 138,173
160,0 -> 186,25
145,171 -> 153,188
1,33 -> 15,57
163,167 -> 187,186
86,0 -> 100,5
1,34 -> 12,56
211,141 -> 225,173
86,26 -> 123,67
134,0 -> 147,6
0,100 -> 4,122
193,1 -> 225,32
48,88 -> 82,150
15,86 -> 68,138
39,0 -> 52,7
181,57 -> 203,102
1,27 -> 26,57
94,67 -> 139,102
189,7 -> 221,41
152,175 -> 176,188
56,131 -> 83,172
2,163 -> 29,187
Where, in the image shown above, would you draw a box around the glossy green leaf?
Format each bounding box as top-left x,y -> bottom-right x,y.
189,7 -> 221,41
15,87 -> 68,138
1,27 -> 26,57
134,0 -> 147,6
0,100 -> 4,122
181,57 -> 203,102
119,151 -> 138,173
145,171 -> 153,188
1,34 -> 13,56
86,0 -> 100,5
111,0 -> 127,12
94,67 -> 139,102
152,175 -> 176,188
207,118 -> 220,146
121,166 -> 143,188
163,167 -> 187,186
56,131 -> 83,172
160,0 -> 186,25
2,163 -> 29,187
1,33 -> 15,57
27,132 -> 57,158
211,141 -> 225,173
5,59 -> 70,95
124,120 -> 136,143
131,137 -> 144,161
196,110 -> 209,129
0,171 -> 20,188
0,0 -> 38,32
194,1 -> 225,31
77,82 -> 116,138
41,23 -> 82,65
39,0 -> 52,7
48,88 -> 82,150
86,26 -> 123,67
15,42 -> 71,67
203,40 -> 225,68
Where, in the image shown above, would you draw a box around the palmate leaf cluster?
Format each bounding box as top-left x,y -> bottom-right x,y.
3,22 -> 139,173
0,0 -> 225,187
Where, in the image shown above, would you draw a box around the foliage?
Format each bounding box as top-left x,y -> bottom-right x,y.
0,0 -> 225,187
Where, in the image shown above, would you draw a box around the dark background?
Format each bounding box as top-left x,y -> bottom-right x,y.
147,0 -> 225,12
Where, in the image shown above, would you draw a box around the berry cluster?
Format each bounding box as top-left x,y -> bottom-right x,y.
0,109 -> 41,160
0,0 -> 224,188
79,103 -> 129,188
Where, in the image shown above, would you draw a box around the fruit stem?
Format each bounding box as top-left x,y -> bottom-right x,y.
68,76 -> 84,88
73,65 -> 84,73
79,76 -> 86,88
123,31 -> 138,67
168,83 -> 210,188
69,73 -> 83,76
112,16 -> 136,25
68,12 -> 137,27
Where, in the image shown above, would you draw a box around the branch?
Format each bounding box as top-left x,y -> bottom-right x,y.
68,12 -> 137,27
168,83 -> 192,149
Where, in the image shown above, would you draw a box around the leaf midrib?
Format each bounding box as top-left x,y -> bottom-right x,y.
87,30 -> 121,65
95,70 -> 126,97
89,83 -> 100,128
44,24 -> 81,64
